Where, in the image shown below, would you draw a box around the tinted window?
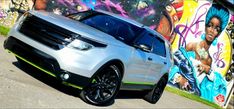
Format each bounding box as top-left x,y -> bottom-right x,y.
135,32 -> 154,51
152,37 -> 166,57
68,11 -> 143,44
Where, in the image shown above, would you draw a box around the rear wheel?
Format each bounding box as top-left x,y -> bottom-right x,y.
80,65 -> 121,105
144,76 -> 168,104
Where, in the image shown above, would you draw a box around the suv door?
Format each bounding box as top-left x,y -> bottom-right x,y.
144,35 -> 167,83
123,32 -> 154,84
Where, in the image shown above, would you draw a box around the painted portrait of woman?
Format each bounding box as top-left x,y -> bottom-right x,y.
168,3 -> 230,103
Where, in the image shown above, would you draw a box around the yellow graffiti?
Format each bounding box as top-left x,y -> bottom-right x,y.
171,0 -> 199,52
214,31 -> 232,76
0,11 -> 19,27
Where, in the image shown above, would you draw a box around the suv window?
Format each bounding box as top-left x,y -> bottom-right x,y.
152,36 -> 166,57
135,32 -> 154,51
68,11 -> 143,44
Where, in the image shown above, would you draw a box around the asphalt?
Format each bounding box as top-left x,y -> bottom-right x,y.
0,36 -> 212,108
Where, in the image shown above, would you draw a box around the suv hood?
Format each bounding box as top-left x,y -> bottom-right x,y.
29,11 -> 124,46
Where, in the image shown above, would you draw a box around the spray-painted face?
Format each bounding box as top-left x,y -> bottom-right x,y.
205,17 -> 221,43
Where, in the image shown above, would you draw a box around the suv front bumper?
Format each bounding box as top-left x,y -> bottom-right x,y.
4,36 -> 91,89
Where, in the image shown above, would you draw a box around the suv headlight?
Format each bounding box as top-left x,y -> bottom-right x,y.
68,39 -> 93,50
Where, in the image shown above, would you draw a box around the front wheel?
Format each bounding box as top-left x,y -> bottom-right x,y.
144,76 -> 168,104
80,65 -> 121,105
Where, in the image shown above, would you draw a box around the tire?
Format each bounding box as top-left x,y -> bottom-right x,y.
144,76 -> 168,104
80,65 -> 121,105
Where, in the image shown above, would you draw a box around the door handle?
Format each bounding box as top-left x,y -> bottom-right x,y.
148,57 -> 152,61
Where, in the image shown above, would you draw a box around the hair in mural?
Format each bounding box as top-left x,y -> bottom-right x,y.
205,4 -> 229,33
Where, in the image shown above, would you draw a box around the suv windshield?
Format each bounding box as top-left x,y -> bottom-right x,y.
67,11 -> 143,44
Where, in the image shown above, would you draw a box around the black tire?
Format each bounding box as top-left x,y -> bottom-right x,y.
80,65 -> 121,105
144,76 -> 168,104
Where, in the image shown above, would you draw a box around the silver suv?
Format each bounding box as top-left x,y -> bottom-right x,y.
4,10 -> 172,105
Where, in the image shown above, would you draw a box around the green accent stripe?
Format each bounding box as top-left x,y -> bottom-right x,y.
62,82 -> 83,90
6,49 -> 83,90
123,81 -> 155,86
7,49 -> 56,77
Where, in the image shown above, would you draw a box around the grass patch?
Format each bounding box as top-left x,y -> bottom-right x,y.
0,25 -> 10,36
165,86 -> 222,109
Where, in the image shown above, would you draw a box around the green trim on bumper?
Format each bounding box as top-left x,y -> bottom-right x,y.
62,82 -> 83,90
6,49 -> 83,90
7,49 -> 56,77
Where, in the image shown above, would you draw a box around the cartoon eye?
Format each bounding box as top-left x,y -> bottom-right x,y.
215,27 -> 220,32
207,23 -> 213,27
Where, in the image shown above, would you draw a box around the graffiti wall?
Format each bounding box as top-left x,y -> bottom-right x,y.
169,1 -> 233,107
0,0 -> 233,108
0,0 -> 33,27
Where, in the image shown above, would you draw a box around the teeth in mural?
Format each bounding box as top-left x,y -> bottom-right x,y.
208,34 -> 213,38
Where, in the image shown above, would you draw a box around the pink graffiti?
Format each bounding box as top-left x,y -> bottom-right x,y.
57,0 -> 76,6
95,0 -> 128,18
0,11 -> 4,18
174,3 -> 210,47
231,15 -> 234,23
213,43 -> 225,68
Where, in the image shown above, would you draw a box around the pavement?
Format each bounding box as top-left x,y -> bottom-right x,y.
0,36 -> 212,108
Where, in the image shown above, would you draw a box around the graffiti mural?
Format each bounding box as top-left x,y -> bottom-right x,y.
0,0 -> 33,27
0,11 -> 18,27
169,0 -> 233,107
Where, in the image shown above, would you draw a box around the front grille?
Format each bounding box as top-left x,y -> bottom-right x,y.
19,15 -> 75,50
6,37 -> 61,74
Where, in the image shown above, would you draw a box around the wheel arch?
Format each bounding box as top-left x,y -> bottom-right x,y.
93,59 -> 125,79
161,73 -> 169,81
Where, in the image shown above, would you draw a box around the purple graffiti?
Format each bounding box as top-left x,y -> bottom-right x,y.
0,12 -> 4,18
95,0 -> 128,18
56,0 -> 95,13
213,43 -> 225,68
174,3 -> 210,47
0,10 -> 6,18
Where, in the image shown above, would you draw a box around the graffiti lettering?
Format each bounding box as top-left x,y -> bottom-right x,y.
174,3 -> 210,47
213,43 -> 225,68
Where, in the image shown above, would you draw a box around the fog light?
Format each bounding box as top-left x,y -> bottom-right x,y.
61,73 -> 70,81
64,74 -> 70,79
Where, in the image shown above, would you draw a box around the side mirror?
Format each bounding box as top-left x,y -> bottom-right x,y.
134,44 -> 151,52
